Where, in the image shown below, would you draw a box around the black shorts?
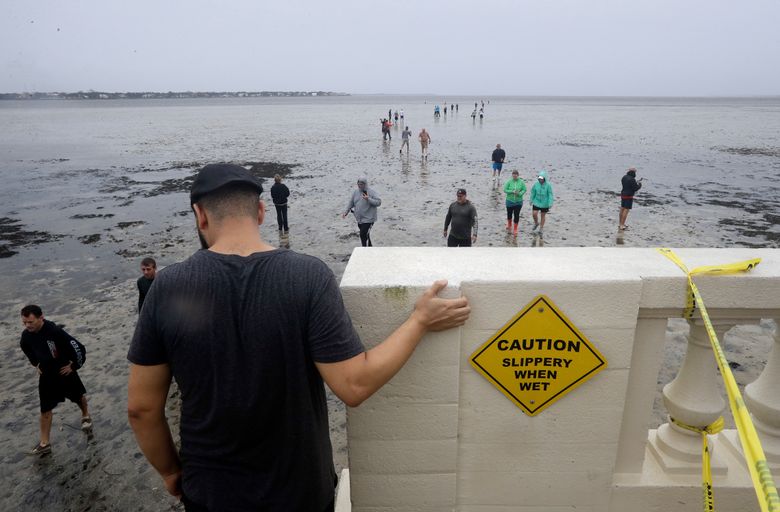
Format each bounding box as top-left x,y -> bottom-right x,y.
39,372 -> 86,413
621,198 -> 634,209
532,205 -> 549,213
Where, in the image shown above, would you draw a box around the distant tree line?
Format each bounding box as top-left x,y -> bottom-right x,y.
0,91 -> 348,100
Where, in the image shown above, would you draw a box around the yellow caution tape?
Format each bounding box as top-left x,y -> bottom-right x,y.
659,249 -> 779,512
671,416 -> 724,512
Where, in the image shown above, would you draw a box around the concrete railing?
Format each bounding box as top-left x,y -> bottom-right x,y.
337,248 -> 780,512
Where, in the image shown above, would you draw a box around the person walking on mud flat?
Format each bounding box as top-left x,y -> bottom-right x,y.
20,305 -> 92,456
270,174 -> 290,233
127,163 -> 470,511
137,257 -> 157,313
619,167 -> 643,230
443,188 -> 478,247
419,128 -> 431,159
530,170 -> 554,236
342,176 -> 382,247
400,126 -> 412,155
491,144 -> 506,179
381,119 -> 392,141
503,170 -> 526,236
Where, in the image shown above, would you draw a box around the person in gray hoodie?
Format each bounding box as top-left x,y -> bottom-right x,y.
342,177 -> 382,247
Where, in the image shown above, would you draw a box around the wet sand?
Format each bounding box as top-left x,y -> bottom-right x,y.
1,96 -> 779,510
0,165 -> 776,510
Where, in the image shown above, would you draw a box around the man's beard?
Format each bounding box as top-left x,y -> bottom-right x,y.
197,228 -> 209,249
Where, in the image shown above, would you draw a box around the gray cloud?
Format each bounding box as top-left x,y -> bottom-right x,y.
2,0 -> 779,95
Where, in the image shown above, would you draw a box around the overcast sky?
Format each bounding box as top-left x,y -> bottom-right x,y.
2,0 -> 779,96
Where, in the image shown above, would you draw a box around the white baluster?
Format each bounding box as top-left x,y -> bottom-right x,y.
648,319 -> 730,473
743,320 -> 780,465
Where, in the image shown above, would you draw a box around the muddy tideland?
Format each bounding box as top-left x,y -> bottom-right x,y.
1,96 -> 778,510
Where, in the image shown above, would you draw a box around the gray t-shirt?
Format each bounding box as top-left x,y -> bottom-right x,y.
445,201 -> 479,239
128,248 -> 364,510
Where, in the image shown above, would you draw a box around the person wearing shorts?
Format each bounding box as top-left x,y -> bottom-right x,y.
530,170 -> 554,235
419,128 -> 431,159
20,305 -> 92,456
491,144 -> 505,178
619,167 -> 643,230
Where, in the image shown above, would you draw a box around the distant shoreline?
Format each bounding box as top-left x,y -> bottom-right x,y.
2,92 -> 779,101
0,91 -> 350,100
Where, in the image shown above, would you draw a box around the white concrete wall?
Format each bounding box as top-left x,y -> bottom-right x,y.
339,248 -> 780,512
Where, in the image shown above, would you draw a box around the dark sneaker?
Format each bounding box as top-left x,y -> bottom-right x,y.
81,416 -> 93,431
31,443 -> 51,455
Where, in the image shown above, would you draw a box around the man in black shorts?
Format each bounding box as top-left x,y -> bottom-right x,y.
127,163 -> 470,511
443,188 -> 478,247
491,144 -> 506,179
619,167 -> 643,230
20,305 -> 92,456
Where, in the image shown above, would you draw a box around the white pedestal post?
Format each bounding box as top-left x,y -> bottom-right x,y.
722,320 -> 780,470
649,319 -> 730,474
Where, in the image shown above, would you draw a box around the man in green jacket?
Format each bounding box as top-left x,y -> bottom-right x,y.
530,170 -> 554,235
503,170 -> 527,236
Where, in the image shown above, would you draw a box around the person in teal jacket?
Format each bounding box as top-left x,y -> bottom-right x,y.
503,170 -> 526,236
530,170 -> 554,235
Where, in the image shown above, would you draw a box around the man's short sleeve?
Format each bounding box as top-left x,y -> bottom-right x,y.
128,280 -> 168,365
307,265 -> 364,363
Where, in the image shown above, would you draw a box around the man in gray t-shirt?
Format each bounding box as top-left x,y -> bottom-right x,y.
444,188 -> 478,247
127,164 -> 470,512
400,126 -> 412,154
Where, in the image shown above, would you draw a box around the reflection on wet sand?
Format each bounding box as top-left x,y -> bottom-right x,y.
400,154 -> 411,177
616,229 -> 625,245
419,158 -> 429,185
278,230 -> 291,249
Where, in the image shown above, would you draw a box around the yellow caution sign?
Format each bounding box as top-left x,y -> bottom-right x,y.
659,248 -> 779,512
470,295 -> 607,416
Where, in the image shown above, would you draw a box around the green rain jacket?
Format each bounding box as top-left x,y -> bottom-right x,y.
503,177 -> 527,207
530,170 -> 554,209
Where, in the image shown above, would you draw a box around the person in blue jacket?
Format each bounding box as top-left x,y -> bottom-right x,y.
530,170 -> 554,235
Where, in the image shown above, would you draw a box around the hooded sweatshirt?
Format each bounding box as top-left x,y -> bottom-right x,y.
621,170 -> 642,199
530,170 -> 554,209
344,177 -> 382,224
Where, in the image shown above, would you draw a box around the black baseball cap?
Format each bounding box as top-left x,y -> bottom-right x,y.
190,164 -> 263,204
457,188 -> 467,195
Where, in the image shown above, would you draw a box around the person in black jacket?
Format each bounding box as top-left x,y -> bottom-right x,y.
270,174 -> 290,232
20,305 -> 92,455
619,167 -> 643,230
491,144 -> 506,179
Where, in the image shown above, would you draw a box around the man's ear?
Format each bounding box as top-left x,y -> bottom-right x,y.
193,203 -> 209,230
257,200 -> 266,226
